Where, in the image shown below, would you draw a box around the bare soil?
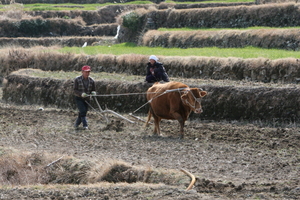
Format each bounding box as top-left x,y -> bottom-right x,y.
0,87 -> 299,200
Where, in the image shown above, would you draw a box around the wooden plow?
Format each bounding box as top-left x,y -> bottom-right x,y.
86,88 -> 188,124
85,96 -> 149,124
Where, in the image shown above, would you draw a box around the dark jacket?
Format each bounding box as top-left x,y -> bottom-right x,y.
74,75 -> 96,98
146,61 -> 169,83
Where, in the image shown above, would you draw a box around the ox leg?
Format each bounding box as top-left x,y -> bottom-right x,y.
172,112 -> 185,139
148,107 -> 161,136
145,110 -> 152,128
153,116 -> 161,136
178,119 -> 185,139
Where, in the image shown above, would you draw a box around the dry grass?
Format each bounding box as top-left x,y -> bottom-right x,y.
142,28 -> 300,50
0,3 -> 31,20
256,0 -> 297,3
12,67 -> 300,89
150,3 -> 300,29
1,47 -> 300,86
0,147 -> 187,187
0,148 -> 62,186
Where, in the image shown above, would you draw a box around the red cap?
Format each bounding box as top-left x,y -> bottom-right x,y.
82,65 -> 91,71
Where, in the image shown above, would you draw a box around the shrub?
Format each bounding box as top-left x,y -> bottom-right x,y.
14,18 -> 50,36
122,11 -> 141,31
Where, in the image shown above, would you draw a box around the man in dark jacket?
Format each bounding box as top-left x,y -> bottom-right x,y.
145,55 -> 169,83
74,65 -> 96,130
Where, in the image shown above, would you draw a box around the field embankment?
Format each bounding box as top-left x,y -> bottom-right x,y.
3,68 -> 300,123
0,3 -> 298,47
1,49 -> 300,83
0,0 -> 142,4
0,18 -> 118,37
145,3 -> 300,29
0,36 -> 116,48
142,28 -> 300,50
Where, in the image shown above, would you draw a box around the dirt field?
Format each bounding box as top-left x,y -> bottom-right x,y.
0,86 -> 299,200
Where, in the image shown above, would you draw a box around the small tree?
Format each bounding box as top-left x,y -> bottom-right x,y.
122,11 -> 141,31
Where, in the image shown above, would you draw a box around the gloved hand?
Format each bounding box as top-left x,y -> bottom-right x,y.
81,93 -> 88,98
91,91 -> 96,96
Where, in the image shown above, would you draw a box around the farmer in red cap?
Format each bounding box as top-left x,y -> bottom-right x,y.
73,65 -> 96,130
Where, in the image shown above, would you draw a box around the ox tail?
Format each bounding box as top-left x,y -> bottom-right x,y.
145,110 -> 152,128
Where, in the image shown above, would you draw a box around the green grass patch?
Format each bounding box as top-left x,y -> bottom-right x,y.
59,43 -> 300,60
0,1 -> 153,11
0,0 -> 252,11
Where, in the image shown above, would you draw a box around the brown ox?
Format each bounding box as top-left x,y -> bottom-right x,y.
145,81 -> 207,138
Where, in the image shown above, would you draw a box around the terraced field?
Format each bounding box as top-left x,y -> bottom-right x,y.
0,1 -> 299,199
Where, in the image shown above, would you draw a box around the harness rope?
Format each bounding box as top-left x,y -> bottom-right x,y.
86,87 -> 203,115
132,87 -> 189,114
91,91 -> 164,97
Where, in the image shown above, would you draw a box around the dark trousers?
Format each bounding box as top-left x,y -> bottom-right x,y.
146,72 -> 169,83
146,74 -> 157,83
75,96 -> 88,127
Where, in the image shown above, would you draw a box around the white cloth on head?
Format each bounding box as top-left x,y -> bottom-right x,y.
149,55 -> 158,62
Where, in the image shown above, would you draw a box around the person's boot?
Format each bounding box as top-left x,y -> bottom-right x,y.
81,116 -> 88,130
74,116 -> 81,130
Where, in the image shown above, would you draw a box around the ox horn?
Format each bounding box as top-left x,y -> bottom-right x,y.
180,168 -> 196,191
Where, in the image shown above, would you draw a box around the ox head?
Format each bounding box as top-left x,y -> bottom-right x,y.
181,88 -> 207,114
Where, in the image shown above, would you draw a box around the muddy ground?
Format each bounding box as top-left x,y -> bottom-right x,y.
0,86 -> 299,200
